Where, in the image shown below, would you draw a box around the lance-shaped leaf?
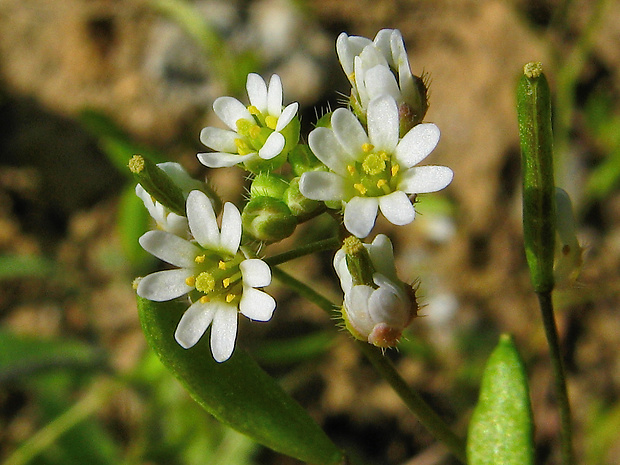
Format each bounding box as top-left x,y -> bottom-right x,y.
467,334 -> 535,465
137,296 -> 344,465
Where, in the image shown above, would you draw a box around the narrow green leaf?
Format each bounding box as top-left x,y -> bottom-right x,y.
137,296 -> 344,465
117,184 -> 151,266
467,334 -> 535,465
517,62 -> 556,293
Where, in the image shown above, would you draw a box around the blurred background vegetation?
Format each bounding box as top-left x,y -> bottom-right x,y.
1,0 -> 619,464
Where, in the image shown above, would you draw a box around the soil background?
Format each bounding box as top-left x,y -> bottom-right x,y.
1,1 -> 620,464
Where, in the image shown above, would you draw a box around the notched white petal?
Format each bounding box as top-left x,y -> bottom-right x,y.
344,196 -> 379,238
379,191 -> 416,226
259,132 -> 285,160
137,269 -> 193,301
331,108 -> 369,158
299,171 -> 347,201
267,74 -> 284,117
219,202 -> 242,256
139,231 -> 199,268
246,73 -> 268,112
367,94 -> 399,152
240,259 -> 271,288
187,190 -> 219,249
210,306 -> 238,362
239,288 -> 276,321
308,127 -> 350,175
397,165 -> 454,194
175,300 -> 216,349
394,123 -> 441,168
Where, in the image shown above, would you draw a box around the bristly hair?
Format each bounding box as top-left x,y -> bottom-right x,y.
313,101 -> 335,127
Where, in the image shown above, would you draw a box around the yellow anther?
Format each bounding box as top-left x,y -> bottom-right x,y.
347,165 -> 356,175
225,293 -> 236,303
391,164 -> 400,176
195,254 -> 206,264
223,277 -> 231,288
249,125 -> 261,139
247,105 -> 260,115
376,179 -> 387,189
185,276 -> 196,287
218,260 -> 227,270
200,295 -> 210,303
379,151 -> 389,161
265,115 -> 278,130
235,138 -> 253,156
354,183 -> 367,195
362,143 -> 374,153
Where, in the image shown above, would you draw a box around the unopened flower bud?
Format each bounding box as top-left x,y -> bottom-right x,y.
242,197 -> 297,242
250,173 -> 289,200
288,144 -> 327,177
334,235 -> 418,347
284,177 -> 320,219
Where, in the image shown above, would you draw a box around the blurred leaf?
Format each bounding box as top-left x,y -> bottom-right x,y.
467,334 -> 534,465
0,254 -> 56,280
137,296 -> 344,465
79,109 -> 166,176
0,331 -> 106,383
252,330 -> 336,365
584,400 -> 620,465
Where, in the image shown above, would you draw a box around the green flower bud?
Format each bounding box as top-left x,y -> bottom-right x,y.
242,197 -> 297,243
250,173 -> 289,200
284,177 -> 320,219
288,144 -> 327,177
243,151 -> 288,174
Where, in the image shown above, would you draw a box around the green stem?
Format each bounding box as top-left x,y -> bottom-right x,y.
4,378 -> 119,465
265,236 -> 341,267
537,291 -> 573,465
272,267 -> 466,463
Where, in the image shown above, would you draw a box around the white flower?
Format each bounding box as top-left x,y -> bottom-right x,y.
337,29 -> 422,119
299,95 -> 453,238
137,190 -> 276,362
198,73 -> 299,169
135,162 -> 207,237
334,234 -> 416,347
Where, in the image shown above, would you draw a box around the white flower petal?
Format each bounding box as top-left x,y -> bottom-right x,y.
364,65 -> 402,104
239,259 -> 271,287
199,127 -> 239,152
275,102 -> 298,131
139,231 -> 199,268
137,269 -> 194,301
239,287 -> 276,321
373,29 -> 394,66
219,202 -> 242,256
333,249 -> 354,294
397,165 -> 454,194
258,132 -> 285,160
366,234 -> 398,280
299,171 -> 347,201
197,152 -> 256,168
187,190 -> 219,249
367,95 -> 399,152
331,108 -> 368,159
368,284 -> 408,327
267,74 -> 284,117
213,97 -> 253,131
394,123 -> 440,168
308,127 -> 350,175
344,196 -> 379,238
174,300 -> 216,349
246,73 -> 268,112
344,285 -> 375,335
379,191 -> 416,226
336,33 -> 371,79
210,305 -> 238,362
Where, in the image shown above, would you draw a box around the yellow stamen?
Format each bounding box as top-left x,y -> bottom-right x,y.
185,276 -> 196,287
223,277 -> 231,288
265,115 -> 278,130
218,260 -> 227,270
362,143 -> 374,153
249,125 -> 261,139
247,105 -> 260,115
347,165 -> 356,176
195,254 -> 205,264
200,295 -> 210,303
376,179 -> 387,189
225,293 -> 236,303
391,164 -> 400,176
354,183 -> 367,195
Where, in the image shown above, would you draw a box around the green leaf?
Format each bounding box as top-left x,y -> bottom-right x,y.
137,296 -> 344,465
467,334 -> 535,465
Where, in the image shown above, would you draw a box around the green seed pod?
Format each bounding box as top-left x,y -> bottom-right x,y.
242,197 -> 297,243
129,155 -> 186,216
467,334 -> 535,465
517,62 -> 556,293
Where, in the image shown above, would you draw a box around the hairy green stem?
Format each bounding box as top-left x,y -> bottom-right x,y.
537,291 -> 573,465
265,236 -> 341,267
272,267 -> 466,463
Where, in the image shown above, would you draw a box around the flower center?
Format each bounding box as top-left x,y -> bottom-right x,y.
185,251 -> 245,304
347,148 -> 400,197
234,114 -> 275,156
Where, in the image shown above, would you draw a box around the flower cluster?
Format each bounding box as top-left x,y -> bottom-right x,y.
134,29 -> 452,361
